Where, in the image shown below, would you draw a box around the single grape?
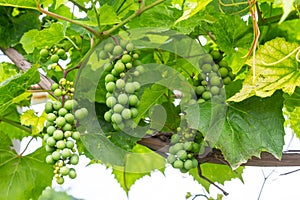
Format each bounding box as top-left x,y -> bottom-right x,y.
64,99 -> 78,111
121,54 -> 132,63
195,86 -> 205,95
45,102 -> 53,114
223,76 -> 232,85
130,108 -> 138,118
112,45 -> 123,56
218,60 -> 228,68
113,103 -> 124,113
104,43 -> 114,53
66,140 -> 74,149
56,116 -> 66,127
53,130 -> 64,140
57,49 -> 65,57
210,50 -> 222,61
53,101 -> 62,110
58,108 -> 68,116
184,159 -> 194,170
219,67 -> 228,78
105,74 -> 115,83
111,113 -> 122,124
72,131 -> 80,140
118,93 -> 128,105
62,123 -> 73,131
167,154 -> 176,164
46,113 -> 56,122
51,151 -> 61,160
56,140 -> 66,149
40,49 -> 49,58
121,108 -> 132,120
125,83 -> 135,94
69,168 -> 77,179
64,113 -> 75,123
126,43 -> 135,52
201,63 -> 212,73
46,137 -> 56,147
56,176 -> 64,185
51,54 -> 60,63
173,160 -> 183,169
46,155 -> 54,164
64,131 -> 72,138
129,95 -> 139,106
74,108 -> 88,120
59,166 -> 70,176
177,150 -> 188,160
114,61 -> 125,73
47,126 -> 56,135
104,110 -> 112,122
105,82 -> 115,93
70,154 -> 79,165
210,76 -> 221,86
106,96 -> 117,108
61,148 -> 72,159
202,91 -> 211,100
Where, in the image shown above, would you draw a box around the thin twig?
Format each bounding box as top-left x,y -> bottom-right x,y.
20,137 -> 35,156
257,169 -> 275,200
280,168 -> 300,176
197,164 -> 229,196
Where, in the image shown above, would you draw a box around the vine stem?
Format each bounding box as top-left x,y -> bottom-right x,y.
102,0 -> 165,36
36,3 -> 100,37
19,137 -> 35,156
0,117 -> 32,133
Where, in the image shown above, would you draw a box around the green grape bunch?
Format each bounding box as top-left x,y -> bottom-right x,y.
39,46 -> 68,64
194,48 -> 236,103
43,78 -> 88,185
102,39 -> 143,131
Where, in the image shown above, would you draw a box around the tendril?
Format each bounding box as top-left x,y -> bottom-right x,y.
261,46 -> 300,66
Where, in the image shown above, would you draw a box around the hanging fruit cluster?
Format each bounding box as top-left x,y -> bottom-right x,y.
39,46 -> 68,63
43,78 -> 88,184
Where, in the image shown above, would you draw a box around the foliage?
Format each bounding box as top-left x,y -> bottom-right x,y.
0,0 -> 299,199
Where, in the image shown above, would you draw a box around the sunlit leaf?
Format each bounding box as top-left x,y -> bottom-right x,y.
21,110 -> 47,135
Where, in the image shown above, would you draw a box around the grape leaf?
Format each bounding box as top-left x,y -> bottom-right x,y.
0,0 -> 36,9
20,23 -> 65,53
0,62 -> 19,82
20,110 -> 47,135
0,106 -> 31,140
277,0 -> 295,23
174,0 -> 212,24
0,7 -> 40,48
112,144 -> 165,194
189,163 -> 244,192
229,38 -> 300,102
0,67 -> 40,114
284,87 -> 300,138
134,84 -> 167,124
189,92 -> 285,169
289,107 -> 300,137
0,144 -> 53,200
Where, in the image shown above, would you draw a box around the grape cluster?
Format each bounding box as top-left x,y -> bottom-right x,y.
167,127 -> 200,173
43,78 -> 88,184
102,39 -> 143,131
194,49 -> 236,102
39,46 -> 68,63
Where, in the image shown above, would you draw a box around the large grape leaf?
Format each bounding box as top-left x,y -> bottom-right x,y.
20,23 -> 65,53
112,144 -> 165,194
0,7 -> 40,48
21,110 -> 47,135
0,135 -> 53,200
230,38 -> 300,102
188,91 -> 285,169
0,67 -> 40,114
189,163 -> 244,192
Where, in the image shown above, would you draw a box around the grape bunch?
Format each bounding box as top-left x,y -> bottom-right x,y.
167,126 -> 201,173
102,39 -> 143,131
194,49 -> 236,102
39,46 -> 68,63
43,78 -> 88,184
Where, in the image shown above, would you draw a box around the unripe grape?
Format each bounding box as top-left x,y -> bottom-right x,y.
173,160 -> 183,169
72,131 -> 80,140
121,54 -> 132,63
46,137 -> 56,147
51,151 -> 61,160
116,79 -> 125,89
53,101 -> 62,110
210,86 -> 220,95
113,104 -> 124,113
170,134 -> 180,144
129,95 -> 139,106
125,83 -> 135,94
64,131 -> 72,138
184,159 -> 193,170
210,50 -> 222,61
104,42 -> 114,52
133,81 -> 140,90
61,148 -> 72,159
104,110 -> 112,122
192,158 -> 198,168
105,74 -> 115,83
167,154 -> 176,164
56,140 -> 66,149
56,116 -> 66,127
66,140 -> 74,149
54,89 -> 62,97
59,166 -> 70,176
46,155 -> 54,164
66,100 -> 78,111
99,51 -> 108,59
130,108 -> 138,118
104,63 -> 113,72
69,168 -> 77,179
45,102 -> 53,114
57,49 -> 65,56
210,76 -> 221,86
106,96 -> 117,108
58,108 -> 68,116
223,76 -> 232,85
105,82 -> 115,93
184,141 -> 193,151
40,49 -> 49,58
114,61 -> 125,73
118,93 -> 128,105
177,150 -> 188,160
45,144 -> 55,152
56,176 -> 64,184
195,86 -> 205,95
202,91 -> 211,100
125,63 -> 132,69
62,123 -> 73,131
219,60 -> 228,68
46,113 -> 56,122
112,45 -> 123,56
111,113 -> 122,124
70,154 -> 79,165
47,126 -> 56,135
51,54 -> 59,63
201,64 -> 212,73
126,43 -> 135,51
74,108 -> 88,120
53,130 -> 64,140
64,113 -> 75,123
136,65 -> 144,74
121,108 -> 132,120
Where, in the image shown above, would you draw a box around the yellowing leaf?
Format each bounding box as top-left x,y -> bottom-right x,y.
175,0 -> 212,24
229,38 -> 300,102
21,110 -> 47,135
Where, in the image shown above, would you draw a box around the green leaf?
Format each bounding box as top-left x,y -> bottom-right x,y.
0,0 -> 36,9
0,146 -> 53,200
80,133 -> 128,166
0,62 -> 19,82
284,87 -> 300,137
194,92 -> 285,169
134,84 -> 167,124
21,110 -> 47,135
229,38 -> 300,102
0,67 -> 40,114
112,144 -> 165,194
189,163 -> 244,192
278,0 -> 295,23
160,102 -> 181,132
55,0 -> 65,9
0,7 -> 40,47
175,0 -> 212,24
100,4 -> 121,25
289,107 -> 300,137
20,23 -> 65,53
0,106 -> 31,140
